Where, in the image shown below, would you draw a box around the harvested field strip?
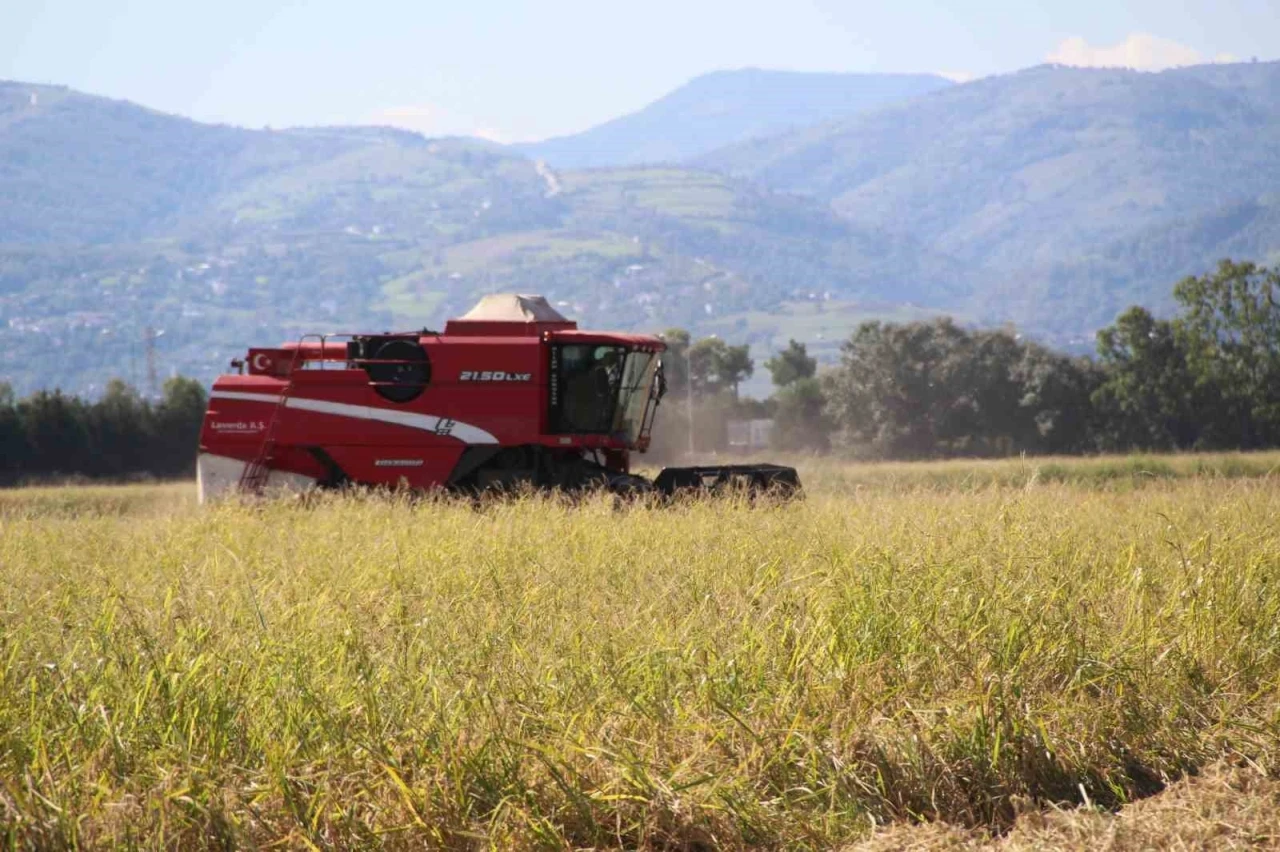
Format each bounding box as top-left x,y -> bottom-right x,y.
758,449 -> 1280,494
852,761 -> 1280,850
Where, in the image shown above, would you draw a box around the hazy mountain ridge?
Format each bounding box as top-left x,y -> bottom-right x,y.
0,82 -> 390,244
2,79 -> 950,394
4,62 -> 1280,395
993,194 -> 1280,334
699,62 -> 1280,331
516,68 -> 953,169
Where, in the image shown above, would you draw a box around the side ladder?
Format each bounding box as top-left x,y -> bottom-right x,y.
237,343 -> 309,495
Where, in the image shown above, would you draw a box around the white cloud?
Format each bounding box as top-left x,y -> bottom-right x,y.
1046,33 -> 1234,71
366,104 -> 512,143
936,70 -> 976,83
375,105 -> 438,131
470,127 -> 507,144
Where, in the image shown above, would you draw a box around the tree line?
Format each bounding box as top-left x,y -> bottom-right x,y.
2,259 -> 1276,481
0,377 -> 207,485
655,260 -> 1280,459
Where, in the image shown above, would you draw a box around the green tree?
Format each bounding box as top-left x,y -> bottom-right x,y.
771,377 -> 831,452
17,390 -> 93,478
687,338 -> 753,400
822,318 -> 976,458
1014,346 -> 1103,454
0,382 -> 21,485
658,328 -> 691,394
1173,260 -> 1280,448
687,338 -> 724,397
154,377 -> 208,475
764,339 -> 816,387
0,377 -> 207,483
89,379 -> 154,477
823,318 -> 1098,458
1092,306 -> 1200,450
717,343 -> 754,401
951,328 -> 1026,454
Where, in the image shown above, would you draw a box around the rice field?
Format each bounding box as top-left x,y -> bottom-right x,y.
2,453 -> 1279,848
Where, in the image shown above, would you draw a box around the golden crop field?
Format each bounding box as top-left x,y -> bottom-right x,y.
3,453 -> 1280,849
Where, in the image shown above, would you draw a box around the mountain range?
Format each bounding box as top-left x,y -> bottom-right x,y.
2,62 -> 1280,395
516,69 -> 953,168
703,62 -> 1280,332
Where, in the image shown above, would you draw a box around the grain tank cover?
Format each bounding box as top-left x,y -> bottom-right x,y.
461,294 -> 569,322
445,293 -> 576,336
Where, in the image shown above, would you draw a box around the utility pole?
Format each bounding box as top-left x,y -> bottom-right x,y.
687,362 -> 695,459
143,327 -> 164,398
128,336 -> 138,391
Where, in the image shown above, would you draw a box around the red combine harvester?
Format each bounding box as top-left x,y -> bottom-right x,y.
197,294 -> 800,502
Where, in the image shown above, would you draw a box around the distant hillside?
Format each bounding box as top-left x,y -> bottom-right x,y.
700,62 -> 1280,334
0,83 -> 385,244
990,195 -> 1280,336
6,63 -> 1280,396
515,69 -> 952,169
0,81 -> 560,246
0,80 -> 956,395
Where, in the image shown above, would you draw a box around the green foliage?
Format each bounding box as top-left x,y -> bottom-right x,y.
823,318 -> 963,457
0,377 -> 206,484
764,338 -> 816,387
655,328 -> 754,401
657,327 -> 692,394
1175,260 -> 1280,447
770,377 -> 830,452
821,319 -> 1099,458
8,259 -> 1280,479
1093,261 -> 1280,451
801,259 -> 1280,459
687,337 -> 753,399
1093,306 -> 1200,450
1012,345 -> 1105,455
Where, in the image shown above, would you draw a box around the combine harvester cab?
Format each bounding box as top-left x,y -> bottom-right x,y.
197,294 -> 800,502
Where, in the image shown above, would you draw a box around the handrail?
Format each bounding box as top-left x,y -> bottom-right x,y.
280,333 -> 432,392
276,332 -> 429,373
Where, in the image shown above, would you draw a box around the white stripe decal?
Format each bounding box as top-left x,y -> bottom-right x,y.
210,391 -> 498,444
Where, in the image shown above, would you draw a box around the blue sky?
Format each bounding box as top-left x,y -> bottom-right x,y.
2,0 -> 1276,141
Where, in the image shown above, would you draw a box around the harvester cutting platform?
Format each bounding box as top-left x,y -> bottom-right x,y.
197,294 -> 800,502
